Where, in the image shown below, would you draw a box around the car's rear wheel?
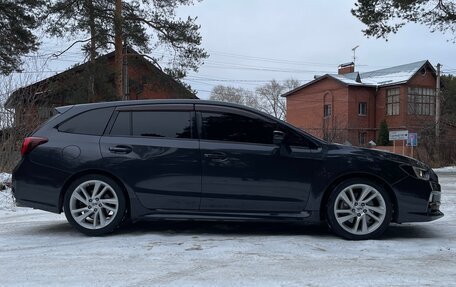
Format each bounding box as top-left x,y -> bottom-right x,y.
326,178 -> 392,240
64,175 -> 126,236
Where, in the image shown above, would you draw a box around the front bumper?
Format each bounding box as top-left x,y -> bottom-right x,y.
424,190 -> 444,220
393,177 -> 443,223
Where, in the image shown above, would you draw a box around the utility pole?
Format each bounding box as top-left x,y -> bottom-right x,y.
435,63 -> 442,162
123,42 -> 129,100
114,0 -> 123,100
87,0 -> 96,102
436,63 -> 441,139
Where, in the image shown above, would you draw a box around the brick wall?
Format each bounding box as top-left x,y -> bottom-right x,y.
377,71 -> 436,131
347,86 -> 377,144
286,77 -> 349,141
10,54 -> 196,135
107,55 -> 195,100
286,67 -> 437,146
286,78 -> 377,145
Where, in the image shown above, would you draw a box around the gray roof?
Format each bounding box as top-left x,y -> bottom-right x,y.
283,60 -> 435,97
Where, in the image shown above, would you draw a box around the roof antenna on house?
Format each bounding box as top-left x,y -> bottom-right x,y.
352,45 -> 359,65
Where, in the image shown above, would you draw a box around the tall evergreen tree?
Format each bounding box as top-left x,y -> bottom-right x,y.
377,119 -> 391,146
45,0 -> 207,99
442,74 -> 456,123
0,0 -> 45,75
352,0 -> 456,40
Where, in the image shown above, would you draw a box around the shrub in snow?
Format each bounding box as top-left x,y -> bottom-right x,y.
0,173 -> 15,211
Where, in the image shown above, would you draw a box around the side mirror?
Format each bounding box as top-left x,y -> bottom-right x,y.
273,130 -> 285,145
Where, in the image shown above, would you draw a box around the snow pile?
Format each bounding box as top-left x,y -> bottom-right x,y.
0,172 -> 11,186
0,172 -> 15,211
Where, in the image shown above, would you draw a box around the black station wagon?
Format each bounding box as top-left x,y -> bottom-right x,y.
13,100 -> 443,239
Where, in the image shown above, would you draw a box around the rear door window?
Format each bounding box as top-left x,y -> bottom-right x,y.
116,111 -> 193,139
132,111 -> 192,138
58,107 -> 114,136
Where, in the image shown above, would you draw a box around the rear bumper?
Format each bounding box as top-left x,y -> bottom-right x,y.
14,196 -> 60,213
12,157 -> 69,214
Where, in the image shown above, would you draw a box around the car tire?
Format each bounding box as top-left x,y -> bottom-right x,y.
64,175 -> 127,236
326,178 -> 392,240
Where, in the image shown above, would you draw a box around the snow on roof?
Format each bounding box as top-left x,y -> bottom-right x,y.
360,60 -> 431,86
329,60 -> 433,87
330,72 -> 364,86
282,60 -> 434,97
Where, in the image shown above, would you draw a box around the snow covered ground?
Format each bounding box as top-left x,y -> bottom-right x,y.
0,171 -> 455,287
434,166 -> 456,173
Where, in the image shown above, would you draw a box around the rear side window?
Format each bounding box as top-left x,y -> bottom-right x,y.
110,111 -> 192,139
58,107 -> 114,135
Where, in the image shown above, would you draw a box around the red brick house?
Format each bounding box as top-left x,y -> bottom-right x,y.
5,48 -> 197,131
283,60 -> 437,146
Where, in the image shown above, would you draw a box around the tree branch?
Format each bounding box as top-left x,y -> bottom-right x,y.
52,38 -> 92,58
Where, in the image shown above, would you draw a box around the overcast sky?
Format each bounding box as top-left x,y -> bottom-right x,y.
11,0 -> 456,100
177,0 -> 456,99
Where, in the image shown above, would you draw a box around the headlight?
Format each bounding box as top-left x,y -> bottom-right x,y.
401,165 -> 431,181
412,166 -> 430,181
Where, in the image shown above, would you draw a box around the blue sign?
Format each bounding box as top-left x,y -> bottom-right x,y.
407,133 -> 418,147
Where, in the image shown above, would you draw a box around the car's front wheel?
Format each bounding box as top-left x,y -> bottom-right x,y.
326,178 -> 392,240
64,175 -> 126,236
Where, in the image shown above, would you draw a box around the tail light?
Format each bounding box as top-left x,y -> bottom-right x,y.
21,137 -> 48,156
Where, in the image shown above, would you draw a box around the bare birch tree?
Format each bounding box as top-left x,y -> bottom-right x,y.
255,79 -> 300,120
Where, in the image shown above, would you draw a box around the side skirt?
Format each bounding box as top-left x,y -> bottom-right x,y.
139,210 -> 312,222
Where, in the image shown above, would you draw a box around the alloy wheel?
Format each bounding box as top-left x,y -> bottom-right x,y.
69,180 -> 119,230
333,184 -> 387,236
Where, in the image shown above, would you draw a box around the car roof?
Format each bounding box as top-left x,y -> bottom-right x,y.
58,99 -> 240,108
57,99 -> 265,117
55,99 -> 326,145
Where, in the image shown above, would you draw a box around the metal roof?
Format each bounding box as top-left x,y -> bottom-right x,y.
282,60 -> 435,97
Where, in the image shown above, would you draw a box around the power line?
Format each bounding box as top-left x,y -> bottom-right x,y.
195,89 -> 212,93
147,49 -> 391,72
9,70 -> 64,74
186,76 -> 312,83
207,49 -> 383,68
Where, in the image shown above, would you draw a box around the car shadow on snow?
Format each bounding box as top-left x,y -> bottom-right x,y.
382,223 -> 443,239
115,221 -> 443,240
18,219 -> 442,240
23,221 -> 76,236
117,220 -> 333,238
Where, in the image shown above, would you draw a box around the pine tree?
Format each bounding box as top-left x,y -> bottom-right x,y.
45,0 -> 208,99
442,75 -> 456,123
377,120 -> 390,146
0,0 -> 45,75
352,0 -> 456,41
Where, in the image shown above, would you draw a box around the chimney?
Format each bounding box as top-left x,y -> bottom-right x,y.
338,62 -> 355,75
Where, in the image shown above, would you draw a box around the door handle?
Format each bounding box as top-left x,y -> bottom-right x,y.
204,152 -> 227,161
109,145 -> 132,154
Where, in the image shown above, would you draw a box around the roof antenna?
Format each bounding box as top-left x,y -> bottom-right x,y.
352,45 -> 359,65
